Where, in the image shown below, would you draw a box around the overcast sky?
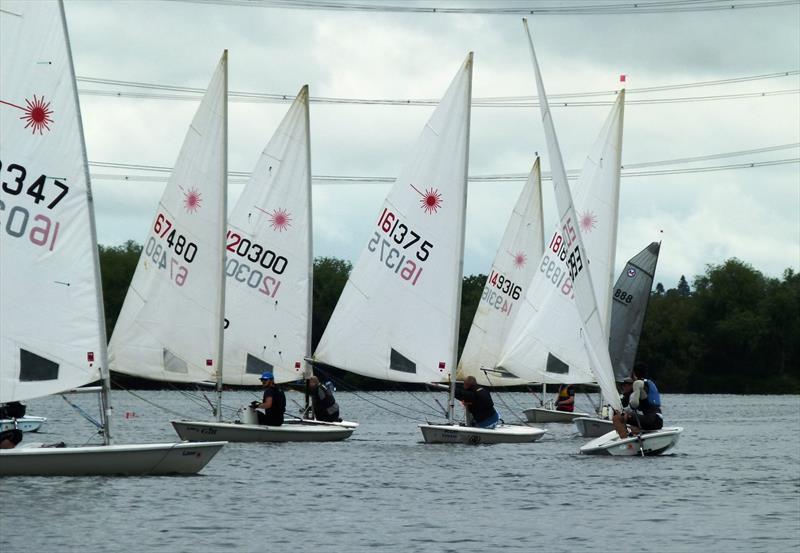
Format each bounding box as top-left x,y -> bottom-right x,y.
64,0 -> 800,288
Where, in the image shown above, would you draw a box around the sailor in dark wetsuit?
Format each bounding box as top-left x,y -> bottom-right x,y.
612,364 -> 663,439
454,376 -> 500,429
252,371 -> 286,426
307,376 -> 341,422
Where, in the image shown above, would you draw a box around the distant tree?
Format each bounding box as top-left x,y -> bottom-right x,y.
654,282 -> 665,296
98,240 -> 142,338
311,256 -> 351,349
459,274 -> 487,356
676,275 -> 691,297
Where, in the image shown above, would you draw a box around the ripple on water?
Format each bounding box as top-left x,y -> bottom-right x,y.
3,392 -> 799,553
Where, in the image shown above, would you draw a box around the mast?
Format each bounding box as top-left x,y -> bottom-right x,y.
59,0 -> 113,445
303,85 -> 314,411
215,49 -> 229,422
448,52 -> 473,424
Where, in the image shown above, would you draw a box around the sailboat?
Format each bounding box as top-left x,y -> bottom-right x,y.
313,53 -> 544,445
0,0 -> 225,475
574,241 -> 662,438
497,87 -> 626,425
171,86 -> 356,443
519,18 -> 682,455
457,158 -> 545,388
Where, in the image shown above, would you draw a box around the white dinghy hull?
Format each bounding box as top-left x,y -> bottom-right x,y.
0,416 -> 47,433
171,419 -> 356,443
523,407 -> 592,423
419,423 -> 546,445
0,441 -> 226,476
574,417 -> 614,438
579,427 -> 683,456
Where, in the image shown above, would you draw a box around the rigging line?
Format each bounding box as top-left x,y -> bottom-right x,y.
76,70 -> 800,102
75,86 -> 800,107
312,366 -> 434,420
481,370 -> 528,424
114,380 -> 193,419
60,394 -> 103,429
163,0 -> 800,15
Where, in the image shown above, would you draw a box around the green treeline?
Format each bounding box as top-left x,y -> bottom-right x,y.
99,242 -> 799,393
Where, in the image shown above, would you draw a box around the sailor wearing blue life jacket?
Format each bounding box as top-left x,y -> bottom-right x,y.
612,363 -> 663,439
454,376 -> 500,429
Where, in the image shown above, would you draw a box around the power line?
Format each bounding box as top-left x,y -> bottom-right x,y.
76,70 -> 800,107
87,144 -> 800,184
163,0 -> 800,16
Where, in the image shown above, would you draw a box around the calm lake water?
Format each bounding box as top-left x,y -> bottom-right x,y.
2,390 -> 799,553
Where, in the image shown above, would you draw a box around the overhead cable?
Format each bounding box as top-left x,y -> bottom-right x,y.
75,70 -> 800,107
163,0 -> 800,16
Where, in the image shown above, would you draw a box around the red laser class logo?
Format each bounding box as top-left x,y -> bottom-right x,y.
181,186 -> 203,213
510,250 -> 527,269
579,210 -> 598,233
254,206 -> 292,232
1,95 -> 54,134
410,184 -> 443,214
268,208 -> 292,232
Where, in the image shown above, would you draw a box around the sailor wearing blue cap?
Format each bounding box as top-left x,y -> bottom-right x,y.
250,370 -> 285,426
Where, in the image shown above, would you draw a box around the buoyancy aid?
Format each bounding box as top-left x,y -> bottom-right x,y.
313,384 -> 339,418
555,385 -> 574,412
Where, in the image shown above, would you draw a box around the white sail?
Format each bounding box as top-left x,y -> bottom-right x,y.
458,158 -> 544,387
498,92 -> 625,385
514,20 -> 621,410
0,0 -> 108,402
223,86 -> 311,385
314,54 -> 473,383
109,54 -> 227,384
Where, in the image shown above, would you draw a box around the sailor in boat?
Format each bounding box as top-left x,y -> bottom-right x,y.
612,364 -> 663,438
454,376 -> 500,429
0,401 -> 27,420
0,429 -> 23,449
554,384 -> 575,412
306,376 -> 341,422
251,372 -> 287,426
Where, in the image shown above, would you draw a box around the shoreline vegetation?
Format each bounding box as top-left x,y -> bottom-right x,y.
101,241 -> 799,394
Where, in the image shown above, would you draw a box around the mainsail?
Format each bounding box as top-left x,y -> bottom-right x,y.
223,86 -> 311,385
0,0 -> 108,402
458,158 -> 544,387
314,54 -> 473,383
609,242 -> 661,381
498,92 -> 625,385
109,54 -> 227,384
516,19 -> 622,410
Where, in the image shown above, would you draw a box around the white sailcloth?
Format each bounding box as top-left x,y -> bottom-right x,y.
223,86 -> 311,385
109,54 -> 227,383
458,158 -> 544,387
498,92 -> 625,385
514,20 -> 621,410
1,0 -> 108,402
314,54 -> 473,383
